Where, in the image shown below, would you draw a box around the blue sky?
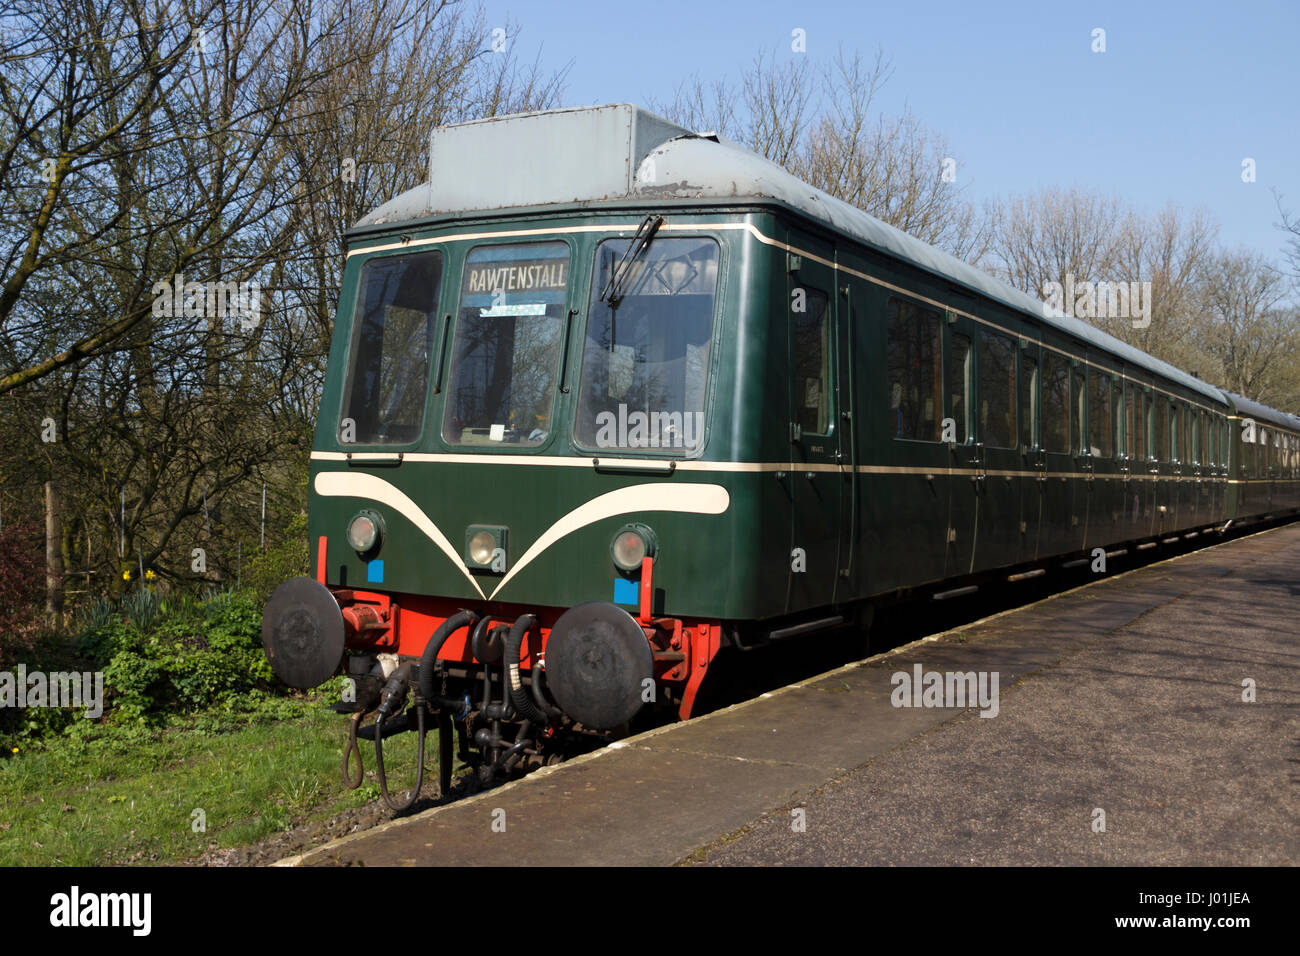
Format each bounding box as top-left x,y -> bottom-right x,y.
484,0 -> 1299,263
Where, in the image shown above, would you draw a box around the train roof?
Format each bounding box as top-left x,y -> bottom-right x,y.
355,104 -> 1235,407
1223,392 -> 1300,433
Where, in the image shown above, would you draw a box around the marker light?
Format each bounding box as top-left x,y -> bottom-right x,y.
611,524 -> 657,572
347,512 -> 382,554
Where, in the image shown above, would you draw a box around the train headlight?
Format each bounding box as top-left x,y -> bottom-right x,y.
346,511 -> 383,554
611,523 -> 657,572
465,525 -> 508,571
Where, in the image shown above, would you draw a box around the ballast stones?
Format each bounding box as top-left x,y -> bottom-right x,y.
262,577 -> 345,689
544,602 -> 653,730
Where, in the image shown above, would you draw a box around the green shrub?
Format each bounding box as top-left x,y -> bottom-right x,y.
243,512 -> 309,601
15,584 -> 296,740
103,650 -> 164,720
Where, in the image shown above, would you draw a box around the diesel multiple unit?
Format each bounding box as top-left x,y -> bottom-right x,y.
261,105 -> 1300,805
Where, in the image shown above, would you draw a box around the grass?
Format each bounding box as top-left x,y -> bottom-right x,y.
0,701 -> 440,866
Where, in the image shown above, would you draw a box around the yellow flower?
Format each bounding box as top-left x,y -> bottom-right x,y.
10,747 -> 17,754
145,569 -> 156,581
122,570 -> 131,581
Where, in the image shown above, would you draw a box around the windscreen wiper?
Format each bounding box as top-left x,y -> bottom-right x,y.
599,214 -> 664,306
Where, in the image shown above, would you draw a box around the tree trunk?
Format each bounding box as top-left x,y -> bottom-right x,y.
45,480 -> 64,630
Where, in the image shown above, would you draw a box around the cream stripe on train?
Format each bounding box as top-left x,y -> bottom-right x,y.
313,471 -> 486,599
488,483 -> 731,600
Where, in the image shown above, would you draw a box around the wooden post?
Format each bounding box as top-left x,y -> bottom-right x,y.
45,480 -> 64,630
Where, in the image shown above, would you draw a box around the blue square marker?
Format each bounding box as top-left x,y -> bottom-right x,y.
367,559 -> 384,584
613,577 -> 638,605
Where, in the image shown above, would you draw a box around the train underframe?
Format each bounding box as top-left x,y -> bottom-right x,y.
269,554 -> 725,811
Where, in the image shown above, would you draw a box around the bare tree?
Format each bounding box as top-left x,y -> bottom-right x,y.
0,0 -> 569,606
1192,249 -> 1299,407
1274,189 -> 1300,282
984,186 -> 1128,297
0,0 -> 351,395
649,48 -> 986,260
1106,204 -> 1218,367
648,75 -> 740,141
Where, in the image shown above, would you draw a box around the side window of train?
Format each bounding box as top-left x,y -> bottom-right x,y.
1072,367 -> 1086,455
1170,403 -> 1179,462
886,297 -> 942,441
1155,396 -> 1169,461
948,331 -> 972,443
1019,353 -> 1037,450
1042,351 -> 1069,454
1175,403 -> 1185,463
1133,390 -> 1144,463
977,329 -> 1016,448
794,288 -> 832,436
1123,381 -> 1134,458
1170,402 -> 1179,462
1144,390 -> 1154,463
1088,370 -> 1112,457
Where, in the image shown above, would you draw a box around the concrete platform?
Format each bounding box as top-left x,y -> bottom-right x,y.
278,523 -> 1300,867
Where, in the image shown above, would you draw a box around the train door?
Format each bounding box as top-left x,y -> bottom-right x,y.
881,293 -> 951,592
1127,378 -> 1149,540
1119,377 -> 1140,540
1167,401 -> 1182,528
1069,361 -> 1089,551
1018,343 -> 1043,562
1154,394 -> 1176,535
1204,409 -> 1221,521
1039,347 -> 1074,557
1181,406 -> 1194,524
971,324 -> 1022,573
1264,427 -> 1276,509
943,313 -> 978,576
1189,405 -> 1204,526
1138,386 -> 1159,536
1209,413 -> 1225,520
785,231 -> 843,612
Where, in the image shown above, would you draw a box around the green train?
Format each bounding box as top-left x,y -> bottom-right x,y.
262,105 -> 1300,804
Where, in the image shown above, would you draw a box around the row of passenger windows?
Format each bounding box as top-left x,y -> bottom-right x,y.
884,296 -> 1300,472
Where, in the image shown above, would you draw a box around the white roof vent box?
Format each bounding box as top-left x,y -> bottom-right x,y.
426,104 -> 690,215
